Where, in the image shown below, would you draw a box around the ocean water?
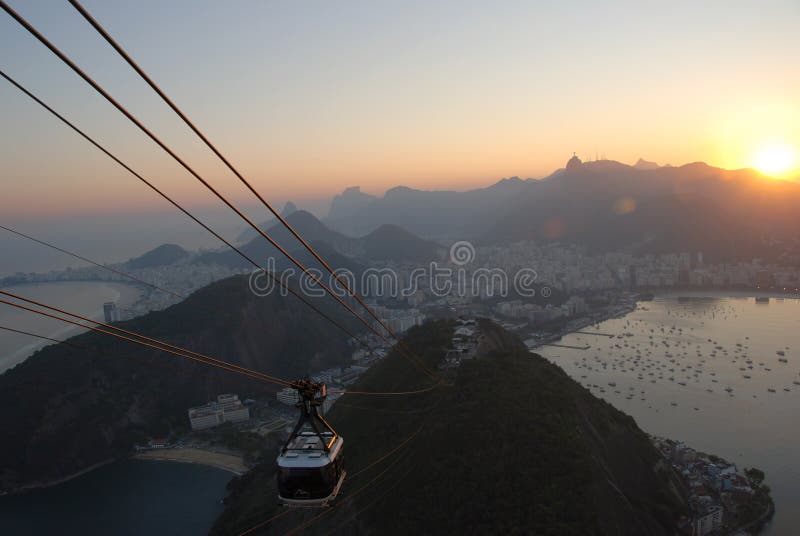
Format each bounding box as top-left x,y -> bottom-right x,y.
0,282 -> 231,536
0,460 -> 232,536
538,292 -> 800,535
0,281 -> 142,373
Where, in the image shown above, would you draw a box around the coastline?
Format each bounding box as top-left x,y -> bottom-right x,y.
639,286 -> 800,300
541,293 -> 788,534
1,447 -> 245,498
526,299 -> 638,350
0,280 -> 144,373
133,448 -> 247,475
1,458 -> 116,497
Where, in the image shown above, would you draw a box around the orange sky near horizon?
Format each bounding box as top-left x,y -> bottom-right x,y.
1,1 -> 798,219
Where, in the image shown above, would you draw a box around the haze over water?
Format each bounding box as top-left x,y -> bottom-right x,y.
0,281 -> 142,373
540,292 -> 800,535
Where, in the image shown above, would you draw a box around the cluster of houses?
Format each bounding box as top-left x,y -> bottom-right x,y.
652,436 -> 757,535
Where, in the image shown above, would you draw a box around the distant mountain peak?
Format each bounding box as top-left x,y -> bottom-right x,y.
565,153 -> 583,171
633,158 -> 660,170
384,186 -> 415,197
125,243 -> 188,269
283,209 -> 325,230
361,224 -> 439,261
281,201 -> 298,216
341,186 -> 365,196
491,176 -> 524,188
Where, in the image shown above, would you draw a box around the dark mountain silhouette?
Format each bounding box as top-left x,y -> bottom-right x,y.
199,210 -> 360,270
124,244 -> 188,270
324,178 -> 531,238
0,275 -> 360,493
211,319 -> 687,535
322,159 -> 800,261
484,159 -> 800,260
200,211 -> 439,269
633,157 -> 662,170
325,186 -> 378,233
361,224 -> 441,262
235,201 -> 299,244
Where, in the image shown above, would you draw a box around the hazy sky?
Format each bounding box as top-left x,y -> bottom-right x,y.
1,0 -> 799,222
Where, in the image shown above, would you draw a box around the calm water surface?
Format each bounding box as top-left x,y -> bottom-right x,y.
0,281 -> 142,373
539,292 -> 800,535
0,460 -> 232,536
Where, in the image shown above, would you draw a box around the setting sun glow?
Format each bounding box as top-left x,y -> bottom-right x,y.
752,144 -> 797,177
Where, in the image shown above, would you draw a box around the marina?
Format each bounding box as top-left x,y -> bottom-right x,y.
539,293 -> 800,535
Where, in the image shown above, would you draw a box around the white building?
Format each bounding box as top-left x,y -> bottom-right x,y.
276,387 -> 300,406
370,306 -> 425,334
103,302 -> 120,323
693,505 -> 723,536
188,393 -> 250,431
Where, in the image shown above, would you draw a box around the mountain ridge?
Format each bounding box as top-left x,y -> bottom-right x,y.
321,159 -> 800,260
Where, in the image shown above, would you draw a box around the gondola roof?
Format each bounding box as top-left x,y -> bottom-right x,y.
278,432 -> 343,468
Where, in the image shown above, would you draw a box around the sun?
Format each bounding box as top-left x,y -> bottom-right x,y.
752,143 -> 797,176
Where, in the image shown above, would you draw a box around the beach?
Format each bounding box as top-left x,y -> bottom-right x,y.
133,448 -> 248,475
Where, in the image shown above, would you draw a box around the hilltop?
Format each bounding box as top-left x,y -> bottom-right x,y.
199,211 -> 440,269
360,224 -> 441,262
124,244 -> 189,270
210,319 -> 687,535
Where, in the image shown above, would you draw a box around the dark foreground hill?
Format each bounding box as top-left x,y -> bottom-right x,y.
210,320 -> 687,535
0,275 -> 359,493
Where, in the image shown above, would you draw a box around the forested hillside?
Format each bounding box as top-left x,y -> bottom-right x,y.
211,320 -> 687,535
0,275 -> 359,493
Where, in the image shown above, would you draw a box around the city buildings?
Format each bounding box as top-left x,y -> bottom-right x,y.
693,505 -> 723,536
188,393 -> 250,431
103,301 -> 120,323
370,305 -> 425,333
276,387 -> 300,407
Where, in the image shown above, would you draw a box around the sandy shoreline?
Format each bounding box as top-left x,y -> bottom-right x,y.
133,448 -> 248,475
1,448 -> 246,496
1,458 -> 116,496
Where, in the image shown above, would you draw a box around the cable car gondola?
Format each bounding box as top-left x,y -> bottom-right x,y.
277,380 -> 345,507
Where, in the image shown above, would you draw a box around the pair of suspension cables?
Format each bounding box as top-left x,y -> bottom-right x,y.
0,0 -> 441,389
